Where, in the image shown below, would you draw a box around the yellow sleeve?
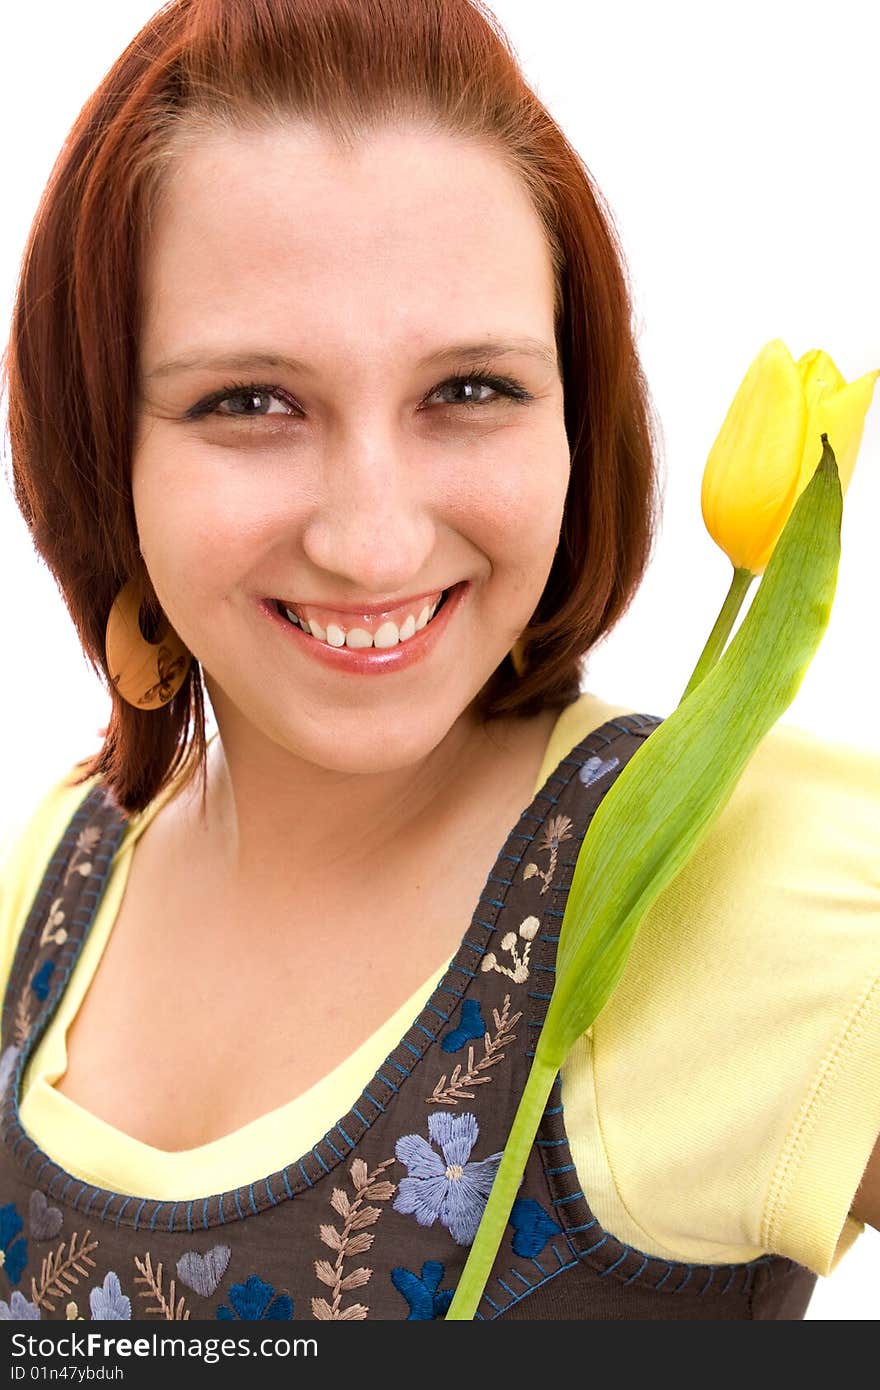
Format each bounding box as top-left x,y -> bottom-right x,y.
0,764 -> 99,996
561,715 -> 880,1277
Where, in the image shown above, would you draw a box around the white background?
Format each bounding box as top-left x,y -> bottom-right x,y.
0,1 -> 877,1319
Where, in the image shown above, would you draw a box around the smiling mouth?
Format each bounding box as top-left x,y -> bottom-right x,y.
272,587 -> 454,650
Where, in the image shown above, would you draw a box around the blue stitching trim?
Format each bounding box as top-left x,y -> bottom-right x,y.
351,1105 -> 370,1126
566,1220 -> 598,1235
148,1203 -> 163,1233
202,1197 -> 210,1230
481,1293 -> 502,1312
247,1185 -> 258,1217
414,1022 -> 438,1038
581,1234 -> 609,1257
543,933 -> 560,943
167,1203 -> 178,1233
425,1005 -> 450,1022
721,1267 -> 736,1295
33,1157 -> 52,1184
312,1148 -> 330,1175
461,941 -> 484,956
488,875 -> 513,887
547,1164 -> 576,1175
484,899 -> 506,911
337,1124 -> 354,1149
597,1249 -> 628,1278
400,1040 -> 421,1058
218,1193 -> 225,1225
363,1088 -> 386,1114
298,1160 -> 314,1189
527,991 -> 553,1001
529,1256 -> 547,1276
438,984 -> 465,999
387,1059 -> 410,1077
533,963 -> 556,973
497,1278 -> 518,1299
132,1198 -> 148,1232
232,1190 -> 244,1220
82,1188 -> 98,1217
544,1105 -> 563,1115
544,907 -> 565,917
185,1202 -> 194,1234
536,1137 -> 567,1147
114,1197 -> 132,1230
101,1192 -> 115,1222
449,964 -> 476,979
624,1255 -> 650,1286
552,1192 -> 583,1206
264,1177 -> 277,1207
376,1073 -> 400,1094
282,1170 -> 294,1201
325,1137 -> 345,1162
674,1266 -> 693,1293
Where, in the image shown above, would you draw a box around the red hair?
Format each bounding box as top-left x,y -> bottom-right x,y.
1,0 -> 662,815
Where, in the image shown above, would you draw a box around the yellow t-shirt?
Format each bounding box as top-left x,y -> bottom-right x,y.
1,691 -> 878,1279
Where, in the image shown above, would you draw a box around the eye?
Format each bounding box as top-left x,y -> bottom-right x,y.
424,372 -> 531,408
185,382 -> 300,421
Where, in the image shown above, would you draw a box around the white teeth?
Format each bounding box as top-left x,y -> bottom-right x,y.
281,592 -> 446,649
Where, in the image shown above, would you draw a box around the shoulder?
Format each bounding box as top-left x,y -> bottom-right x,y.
0,762 -> 100,991
586,718 -> 880,1275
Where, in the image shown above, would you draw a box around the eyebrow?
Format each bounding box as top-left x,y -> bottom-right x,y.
144,337 -> 559,381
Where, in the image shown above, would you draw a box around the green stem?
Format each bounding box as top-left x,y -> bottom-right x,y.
679,566 -> 755,705
444,1050 -> 559,1320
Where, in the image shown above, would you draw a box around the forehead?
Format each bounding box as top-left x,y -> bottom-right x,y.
139,122 -> 557,370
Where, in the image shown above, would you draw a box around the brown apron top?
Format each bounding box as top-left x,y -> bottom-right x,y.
0,712 -> 817,1320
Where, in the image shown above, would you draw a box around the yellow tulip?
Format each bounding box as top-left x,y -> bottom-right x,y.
701,339 -> 878,574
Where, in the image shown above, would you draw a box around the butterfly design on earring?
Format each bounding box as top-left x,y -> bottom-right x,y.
139,644 -> 189,706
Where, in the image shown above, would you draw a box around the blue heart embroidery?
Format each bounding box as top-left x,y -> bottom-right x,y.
441,998 -> 486,1054
509,1198 -> 562,1257
578,754 -> 619,789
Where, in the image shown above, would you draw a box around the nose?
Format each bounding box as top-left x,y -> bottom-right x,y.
298,417 -> 438,592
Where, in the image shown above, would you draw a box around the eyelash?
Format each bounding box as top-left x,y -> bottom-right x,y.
185,369 -> 533,421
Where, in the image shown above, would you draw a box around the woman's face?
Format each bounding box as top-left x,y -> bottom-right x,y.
133,122 -> 571,774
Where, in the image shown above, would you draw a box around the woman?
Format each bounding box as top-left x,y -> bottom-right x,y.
0,0 -> 877,1322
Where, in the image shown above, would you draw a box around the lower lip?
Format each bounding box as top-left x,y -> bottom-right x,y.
258,582 -> 470,675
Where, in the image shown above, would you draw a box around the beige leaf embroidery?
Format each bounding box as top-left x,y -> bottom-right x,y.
522,813 -> 574,895
133,1252 -> 191,1320
427,993 -> 521,1105
30,1232 -> 99,1313
311,1157 -> 396,1320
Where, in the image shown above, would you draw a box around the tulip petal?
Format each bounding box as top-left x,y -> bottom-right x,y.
798,368 -> 879,495
701,339 -> 806,572
796,348 -> 847,405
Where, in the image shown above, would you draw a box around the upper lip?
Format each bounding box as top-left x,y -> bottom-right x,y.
271,583 -> 458,618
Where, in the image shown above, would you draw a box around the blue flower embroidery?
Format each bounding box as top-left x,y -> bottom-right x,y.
0,1203 -> 28,1285
0,1290 -> 40,1319
30,961 -> 55,1002
441,999 -> 486,1054
216,1275 -> 293,1320
508,1198 -> 561,1257
89,1272 -> 131,1320
393,1112 -> 503,1246
391,1260 -> 455,1319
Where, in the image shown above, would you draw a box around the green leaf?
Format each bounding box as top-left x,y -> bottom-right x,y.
445,438 -> 841,1320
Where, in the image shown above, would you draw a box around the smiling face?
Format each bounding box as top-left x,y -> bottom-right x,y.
133,121 -> 571,776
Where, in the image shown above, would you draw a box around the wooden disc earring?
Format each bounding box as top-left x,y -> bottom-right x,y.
510,636 -> 528,677
104,578 -> 193,709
